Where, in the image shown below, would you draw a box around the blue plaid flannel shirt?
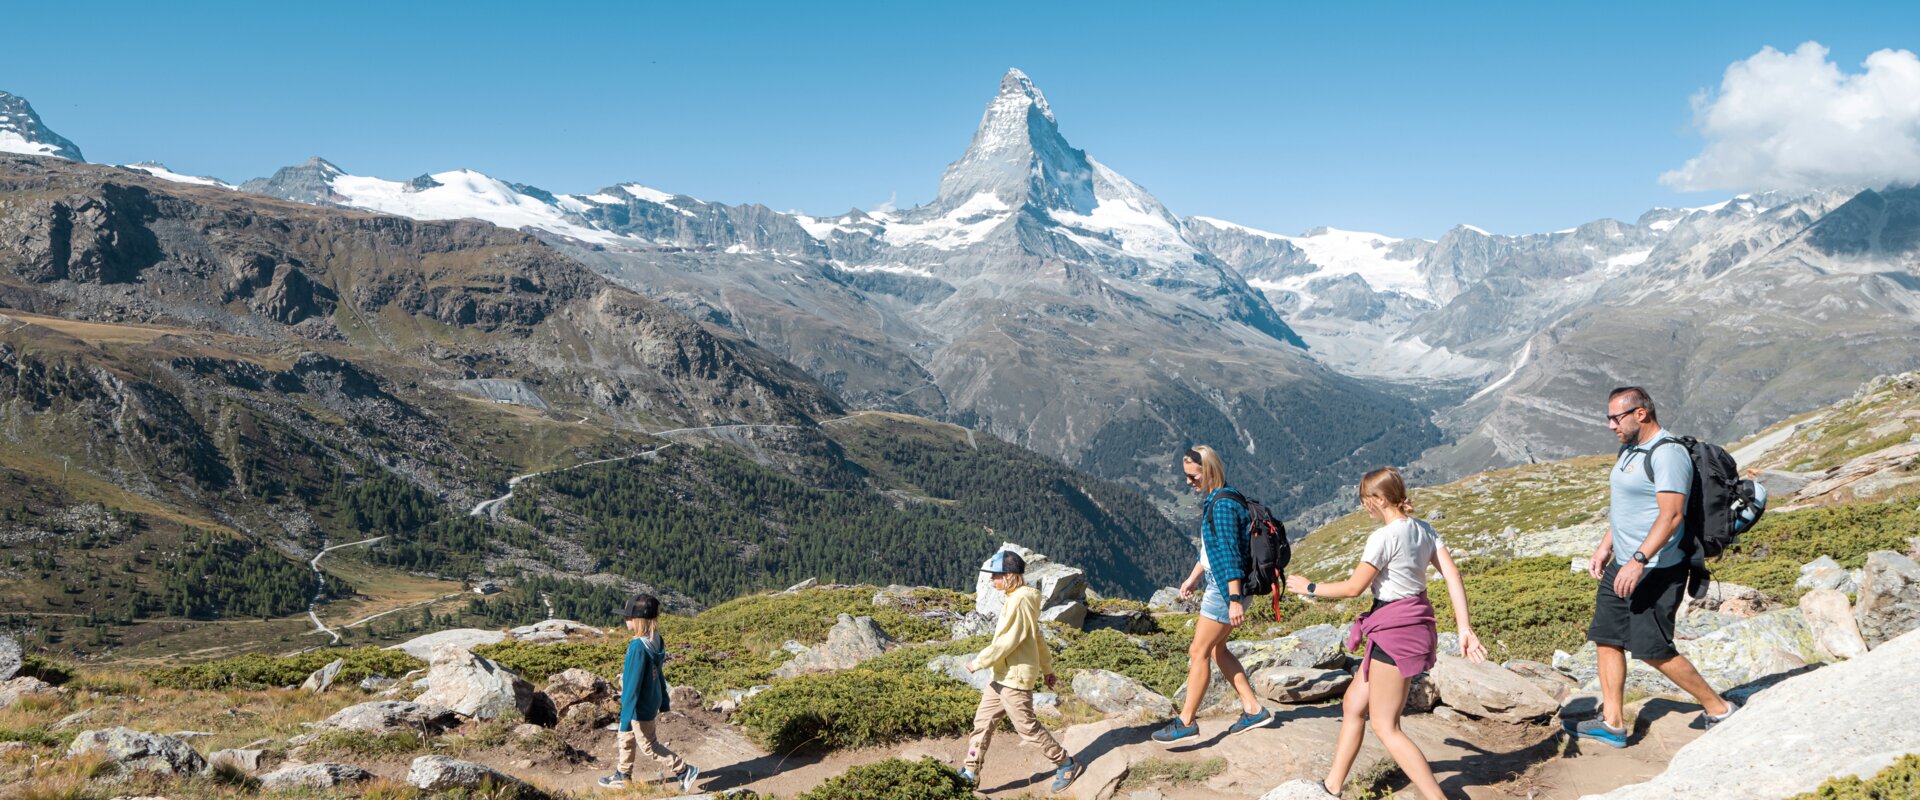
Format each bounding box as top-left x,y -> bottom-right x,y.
1201,487 -> 1250,597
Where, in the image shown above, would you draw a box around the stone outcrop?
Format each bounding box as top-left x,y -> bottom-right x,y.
66,728 -> 205,776
414,650 -> 538,720
1250,666 -> 1350,704
0,634 -> 19,681
1797,555 -> 1861,595
541,668 -> 610,715
313,701 -> 460,735
507,619 -> 605,644
973,543 -> 1089,625
771,614 -> 895,678
259,763 -> 374,791
1799,588 -> 1868,661
300,658 -> 344,693
1071,669 -> 1175,720
1584,628 -> 1920,799
408,755 -> 548,797
1174,625 -> 1348,714
1425,655 -> 1558,722
386,629 -> 508,661
1855,550 -> 1920,649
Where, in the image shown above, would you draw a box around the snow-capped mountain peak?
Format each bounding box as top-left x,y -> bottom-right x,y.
0,91 -> 84,161
930,68 -> 1093,216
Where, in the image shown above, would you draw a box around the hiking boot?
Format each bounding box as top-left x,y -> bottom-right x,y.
1570,717 -> 1628,748
1151,717 -> 1199,744
1051,757 -> 1085,793
1227,706 -> 1274,735
957,767 -> 978,784
596,771 -> 630,788
1698,700 -> 1740,730
678,765 -> 700,792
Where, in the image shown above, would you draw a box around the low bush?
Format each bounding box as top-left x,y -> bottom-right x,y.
1788,752 -> 1920,799
143,646 -> 423,690
795,756 -> 975,800
735,669 -> 978,752
1712,501 -> 1920,603
471,640 -> 623,685
1122,756 -> 1226,788
15,654 -> 74,686
1430,556 -> 1595,663
0,726 -> 61,747
1054,629 -> 1188,696
855,636 -> 989,676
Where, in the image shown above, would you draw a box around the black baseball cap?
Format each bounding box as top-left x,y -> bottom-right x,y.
623,594 -> 660,619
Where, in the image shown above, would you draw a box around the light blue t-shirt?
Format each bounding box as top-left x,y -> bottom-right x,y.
1609,429 -> 1692,568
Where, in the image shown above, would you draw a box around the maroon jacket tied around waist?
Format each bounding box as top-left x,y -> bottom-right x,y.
1346,593 -> 1439,679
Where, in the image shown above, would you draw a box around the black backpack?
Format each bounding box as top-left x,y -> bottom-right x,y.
1634,436 -> 1769,598
1214,491 -> 1291,616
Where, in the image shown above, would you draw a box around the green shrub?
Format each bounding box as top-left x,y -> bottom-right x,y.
471,640 -> 623,684
1714,501 -> 1920,603
305,729 -> 430,758
736,669 -> 979,752
16,654 -> 74,685
1054,629 -> 1189,697
856,636 -> 989,676
796,756 -> 975,800
1430,556 -> 1595,663
0,726 -> 62,747
143,646 -> 424,690
664,587 -> 963,695
1788,753 -> 1920,799
1122,756 -> 1226,788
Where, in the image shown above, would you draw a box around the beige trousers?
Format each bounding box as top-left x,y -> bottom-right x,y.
616,720 -> 685,777
964,681 -> 1068,773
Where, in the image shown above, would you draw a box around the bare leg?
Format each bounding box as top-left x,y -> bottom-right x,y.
1211,640 -> 1263,714
1597,644 -> 1628,729
1643,655 -> 1729,716
1365,662 -> 1445,800
1323,666 -> 1372,796
1179,617 -> 1233,724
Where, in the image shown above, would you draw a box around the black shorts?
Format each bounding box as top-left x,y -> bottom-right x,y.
1588,561 -> 1686,660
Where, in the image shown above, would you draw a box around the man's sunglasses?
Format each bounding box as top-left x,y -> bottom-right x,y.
1606,407 -> 1642,425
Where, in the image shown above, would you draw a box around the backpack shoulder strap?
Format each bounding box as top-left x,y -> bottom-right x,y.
1639,436 -> 1689,484
1217,490 -> 1249,508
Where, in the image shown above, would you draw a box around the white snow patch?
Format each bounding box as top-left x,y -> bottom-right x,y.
621,184 -> 677,204
1198,217 -> 1432,302
1467,339 -> 1534,402
1605,248 -> 1654,273
1460,224 -> 1493,236
0,130 -> 64,158
842,263 -> 938,279
882,192 -> 1010,249
123,163 -> 232,188
329,169 -> 622,244
1048,160 -> 1199,265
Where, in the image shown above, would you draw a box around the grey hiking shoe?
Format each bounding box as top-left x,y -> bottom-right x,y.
1570,717 -> 1628,748
1699,699 -> 1740,730
1051,757 -> 1084,793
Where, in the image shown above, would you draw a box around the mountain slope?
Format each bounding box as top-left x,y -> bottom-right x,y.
0,91 -> 83,161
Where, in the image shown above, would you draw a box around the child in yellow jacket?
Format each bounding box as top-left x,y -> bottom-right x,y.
962,550 -> 1084,792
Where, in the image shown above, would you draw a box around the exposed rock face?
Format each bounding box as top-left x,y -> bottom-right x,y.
259,763 -> 374,791
407,755 -> 547,798
542,668 -> 610,715
1799,588 -> 1868,661
1250,667 -> 1350,704
66,728 -> 206,776
1687,581 -> 1776,618
1584,628 -> 1920,799
386,629 -> 508,661
0,634 -> 19,681
772,614 -> 896,678
508,619 -> 606,644
1798,555 -> 1861,595
1148,587 -> 1196,614
301,658 -> 345,693
414,650 -> 538,720
1071,669 -> 1175,720
313,701 -> 460,734
1855,550 -> 1920,649
1425,655 -> 1558,722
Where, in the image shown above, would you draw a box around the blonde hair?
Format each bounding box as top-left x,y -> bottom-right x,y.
1360,467 -> 1415,515
1183,445 -> 1227,494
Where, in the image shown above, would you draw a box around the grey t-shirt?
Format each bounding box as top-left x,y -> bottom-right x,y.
1609,429 -> 1692,568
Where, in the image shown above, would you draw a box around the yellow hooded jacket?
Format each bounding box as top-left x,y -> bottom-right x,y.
974,585 -> 1051,691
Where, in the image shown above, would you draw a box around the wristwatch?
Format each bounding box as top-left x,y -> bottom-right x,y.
1228,593 -> 1244,603
1307,582 -> 1317,598
1631,551 -> 1650,565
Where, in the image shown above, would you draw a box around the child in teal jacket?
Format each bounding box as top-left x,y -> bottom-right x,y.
599,594 -> 699,792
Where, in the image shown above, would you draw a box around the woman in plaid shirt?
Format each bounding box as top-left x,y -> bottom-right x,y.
1152,445 -> 1276,744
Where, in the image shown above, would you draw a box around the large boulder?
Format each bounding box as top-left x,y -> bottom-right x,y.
949,611 -> 997,639
1797,556 -> 1862,595
1262,779 -> 1341,800
408,755 -> 547,797
385,628 -> 507,661
1581,628 -> 1920,799
0,634 -> 19,681
1250,666 -> 1350,704
928,654 -> 993,691
414,650 -> 538,720
301,658 -> 345,693
973,543 -> 1089,623
315,701 -> 460,734
1174,625 -> 1348,714
1040,601 -> 1089,629
1083,608 -> 1153,635
771,614 -> 896,678
1502,660 -> 1579,704
1148,587 -> 1197,614
1426,655 -> 1558,722
67,728 -> 205,776
541,668 -> 610,715
1799,588 -> 1869,661
1071,669 -> 1175,720
259,763 -> 374,791
508,619 -> 605,644
1855,550 -> 1920,649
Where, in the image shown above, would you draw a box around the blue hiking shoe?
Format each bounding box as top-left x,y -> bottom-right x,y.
957,767 -> 978,784
1571,717 -> 1628,748
596,771 -> 629,788
1151,717 -> 1199,744
677,765 -> 700,792
1227,706 -> 1274,735
1051,757 -> 1085,793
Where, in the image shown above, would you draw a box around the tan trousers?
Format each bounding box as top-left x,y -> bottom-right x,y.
964,681 -> 1067,773
616,720 -> 685,777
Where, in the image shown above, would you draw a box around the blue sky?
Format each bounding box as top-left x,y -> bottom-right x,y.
2,1 -> 1912,239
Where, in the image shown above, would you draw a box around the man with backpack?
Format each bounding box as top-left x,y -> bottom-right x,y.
1573,387 -> 1739,749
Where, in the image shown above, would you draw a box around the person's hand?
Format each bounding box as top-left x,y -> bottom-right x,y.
1286,574 -> 1312,596
1459,630 -> 1488,663
1612,560 -> 1645,598
1044,673 -> 1057,690
1588,545 -> 1610,580
1179,574 -> 1200,601
1229,600 -> 1245,626
965,661 -> 978,674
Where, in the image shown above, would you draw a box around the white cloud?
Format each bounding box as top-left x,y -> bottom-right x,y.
1661,42 -> 1920,192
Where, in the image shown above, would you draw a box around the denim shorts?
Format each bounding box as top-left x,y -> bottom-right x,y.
1199,586 -> 1231,624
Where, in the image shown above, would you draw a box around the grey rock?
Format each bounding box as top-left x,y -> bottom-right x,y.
1675,609 -> 1745,640
315,701 -> 460,734
67,727 -> 206,776
1687,581 -> 1776,618
950,611 -> 997,639
1249,666 -> 1350,704
359,674 -> 399,692
973,543 -> 1089,623
1797,555 -> 1861,595
259,763 -> 374,791
1174,625 -> 1348,714
0,676 -> 54,709
928,654 -> 993,691
1800,588 -> 1868,661
0,634 -> 19,681
1404,675 -> 1440,713
208,748 -> 268,773
1856,550 -> 1920,649
301,658 -> 345,693
1040,600 -> 1089,629
781,577 -> 820,593
51,708 -> 98,730
508,619 -> 604,644
1261,779 -> 1344,800
408,754 -> 547,797
1426,654 -> 1558,722
1083,609 -> 1153,635
385,628 -> 508,661
543,668 -> 611,714
1502,660 -> 1578,703
871,584 -> 916,607
414,649 -> 538,720
1071,669 -> 1175,720
772,614 -> 895,678
1583,628 -> 1920,799
1148,587 -> 1196,614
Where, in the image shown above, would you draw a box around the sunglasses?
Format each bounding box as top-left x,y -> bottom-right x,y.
1606,408 -> 1641,425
